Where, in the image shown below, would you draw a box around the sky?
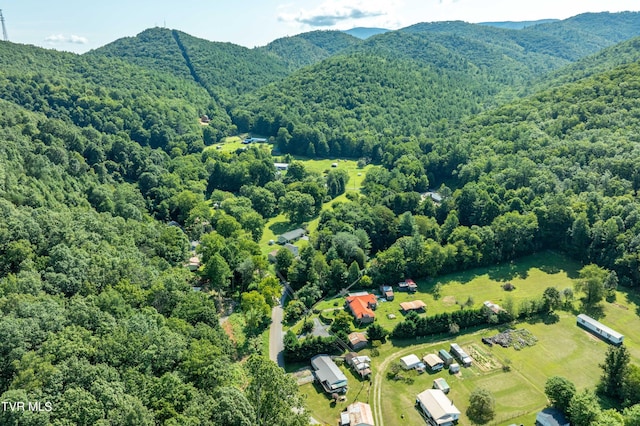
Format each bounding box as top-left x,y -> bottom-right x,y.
1,0 -> 639,54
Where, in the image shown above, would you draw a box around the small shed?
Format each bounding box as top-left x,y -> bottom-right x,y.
340,402 -> 374,426
433,377 -> 450,394
449,363 -> 460,374
400,354 -> 422,370
267,249 -> 279,263
380,285 -> 394,300
348,332 -> 369,351
423,354 -> 445,371
398,278 -> 418,292
438,349 -> 454,366
400,300 -> 427,312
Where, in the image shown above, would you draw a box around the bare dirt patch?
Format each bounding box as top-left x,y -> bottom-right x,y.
222,320 -> 236,343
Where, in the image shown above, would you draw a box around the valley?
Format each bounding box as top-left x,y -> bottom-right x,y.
1,10 -> 640,425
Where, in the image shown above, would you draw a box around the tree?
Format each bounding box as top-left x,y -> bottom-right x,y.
279,191 -> 315,224
466,387 -> 495,423
331,311 -> 353,336
210,387 -> 257,426
257,276 -> 282,308
624,404 -> 640,426
245,355 -> 308,426
284,299 -> 306,324
568,389 -> 601,426
241,291 -> 271,331
203,253 -> 232,291
544,376 -> 576,413
367,322 -> 388,342
623,364 -> 640,407
599,344 -> 630,400
575,264 -> 608,306
542,287 -> 562,312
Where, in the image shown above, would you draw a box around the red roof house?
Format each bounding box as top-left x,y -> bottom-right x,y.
346,293 -> 377,324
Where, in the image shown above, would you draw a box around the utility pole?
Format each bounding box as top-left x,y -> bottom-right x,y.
0,10 -> 8,42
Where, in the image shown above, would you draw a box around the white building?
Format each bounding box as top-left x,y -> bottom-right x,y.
577,314 -> 624,345
416,389 -> 460,426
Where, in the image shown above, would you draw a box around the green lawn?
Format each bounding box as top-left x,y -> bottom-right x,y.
299,253 -> 640,425
313,251 -> 580,332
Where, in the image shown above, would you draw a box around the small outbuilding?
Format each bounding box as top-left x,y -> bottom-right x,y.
535,407 -> 570,426
400,354 -> 422,370
438,349 -> 454,366
380,285 -> 394,300
340,401 -> 374,426
400,300 -> 427,312
450,343 -> 472,367
449,363 -> 460,374
398,278 -> 418,292
432,377 -> 450,394
348,332 -> 369,351
423,354 -> 445,372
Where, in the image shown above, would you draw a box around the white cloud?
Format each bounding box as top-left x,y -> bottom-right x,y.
278,0 -> 402,29
44,34 -> 89,45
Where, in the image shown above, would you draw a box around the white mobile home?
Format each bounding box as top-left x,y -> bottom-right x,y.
450,343 -> 472,367
577,314 -> 624,346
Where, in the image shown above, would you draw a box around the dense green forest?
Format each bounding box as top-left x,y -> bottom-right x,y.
1,10 -> 640,425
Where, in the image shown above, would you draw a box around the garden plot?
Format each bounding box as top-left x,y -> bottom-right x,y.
487,328 -> 538,350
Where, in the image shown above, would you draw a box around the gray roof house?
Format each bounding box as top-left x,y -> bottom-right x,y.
277,228 -> 306,244
311,354 -> 348,394
535,408 -> 569,426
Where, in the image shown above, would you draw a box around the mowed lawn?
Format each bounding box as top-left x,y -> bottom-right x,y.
315,251 -> 580,331
301,252 -> 640,425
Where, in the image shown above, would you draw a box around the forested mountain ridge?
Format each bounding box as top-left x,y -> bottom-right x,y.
90,27 -> 291,100
0,57 -> 308,425
534,36 -> 640,92
258,30 -> 363,70
2,10 -> 640,425
0,39 -> 234,154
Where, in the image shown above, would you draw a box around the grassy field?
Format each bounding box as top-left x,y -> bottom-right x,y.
299,253 -> 640,425
313,251 -> 580,331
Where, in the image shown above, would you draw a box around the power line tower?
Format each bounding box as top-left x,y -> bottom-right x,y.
0,10 -> 7,42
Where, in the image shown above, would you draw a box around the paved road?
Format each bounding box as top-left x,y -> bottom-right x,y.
269,301 -> 285,368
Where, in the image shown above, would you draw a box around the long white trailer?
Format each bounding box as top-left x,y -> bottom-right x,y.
577,314 -> 624,346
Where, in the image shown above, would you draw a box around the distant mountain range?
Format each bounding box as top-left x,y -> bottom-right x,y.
478,19 -> 559,29
343,27 -> 390,39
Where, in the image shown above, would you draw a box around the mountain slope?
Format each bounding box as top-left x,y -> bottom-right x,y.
89,28 -> 290,99
0,40 -> 231,152
258,30 -> 362,70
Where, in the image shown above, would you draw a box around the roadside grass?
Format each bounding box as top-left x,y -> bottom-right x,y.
299,253 -> 640,425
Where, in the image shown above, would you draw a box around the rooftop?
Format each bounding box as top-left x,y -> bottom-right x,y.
346,294 -> 377,320
416,389 -> 460,425
311,355 -> 347,390
400,300 -> 427,311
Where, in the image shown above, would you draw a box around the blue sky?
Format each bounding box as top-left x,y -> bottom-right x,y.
2,0 -> 639,53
